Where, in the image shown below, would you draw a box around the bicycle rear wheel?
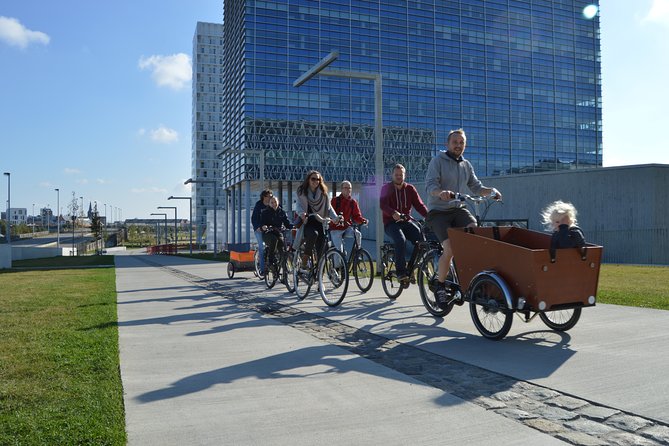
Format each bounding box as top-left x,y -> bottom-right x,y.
253,248 -> 261,278
319,249 -> 349,307
417,250 -> 454,318
540,308 -> 581,331
353,248 -> 374,293
380,247 -> 403,300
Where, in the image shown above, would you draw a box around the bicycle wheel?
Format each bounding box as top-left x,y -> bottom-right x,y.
226,262 -> 235,279
264,261 -> 278,289
417,250 -> 454,318
353,248 -> 374,293
540,308 -> 581,331
468,274 -> 513,340
319,249 -> 349,307
253,249 -> 261,278
293,247 -> 313,301
380,247 -> 403,300
283,253 -> 295,293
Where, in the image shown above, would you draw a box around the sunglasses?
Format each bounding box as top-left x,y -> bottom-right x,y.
309,177 -> 321,182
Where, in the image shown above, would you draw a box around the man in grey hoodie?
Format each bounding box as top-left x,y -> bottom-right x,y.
424,129 -> 502,307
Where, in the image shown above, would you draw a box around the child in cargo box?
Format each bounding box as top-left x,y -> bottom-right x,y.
541,200 -> 586,249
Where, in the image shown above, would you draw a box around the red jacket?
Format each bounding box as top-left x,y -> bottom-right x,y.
329,194 -> 365,230
380,182 -> 428,226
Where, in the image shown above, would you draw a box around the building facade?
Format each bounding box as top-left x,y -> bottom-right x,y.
192,22 -> 225,240
194,1 -> 601,246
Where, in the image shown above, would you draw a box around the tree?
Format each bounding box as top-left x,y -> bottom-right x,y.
91,203 -> 102,240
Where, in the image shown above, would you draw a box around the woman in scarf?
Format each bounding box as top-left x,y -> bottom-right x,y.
295,170 -> 340,263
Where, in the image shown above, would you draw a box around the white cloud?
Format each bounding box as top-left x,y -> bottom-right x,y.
643,0 -> 669,26
138,53 -> 192,90
149,126 -> 179,144
64,167 -> 81,175
96,178 -> 108,184
0,16 -> 50,49
130,187 -> 168,194
76,179 -> 89,185
39,181 -> 53,188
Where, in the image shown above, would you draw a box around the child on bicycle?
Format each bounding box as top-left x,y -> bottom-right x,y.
541,200 -> 586,249
260,196 -> 293,265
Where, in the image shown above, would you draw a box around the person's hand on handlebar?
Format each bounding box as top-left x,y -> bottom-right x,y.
438,190 -> 456,201
488,188 -> 503,201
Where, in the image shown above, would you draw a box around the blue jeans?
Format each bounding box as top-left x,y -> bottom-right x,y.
255,229 -> 265,272
384,220 -> 421,277
330,226 -> 355,254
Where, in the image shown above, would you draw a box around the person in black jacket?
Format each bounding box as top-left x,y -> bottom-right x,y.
252,189 -> 273,276
260,196 -> 293,266
541,200 -> 586,248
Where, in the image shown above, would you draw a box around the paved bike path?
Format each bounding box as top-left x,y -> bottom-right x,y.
117,253 -> 669,444
115,253 -> 567,445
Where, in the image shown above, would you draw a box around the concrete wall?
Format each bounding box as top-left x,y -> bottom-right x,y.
12,246 -> 76,260
0,245 -> 10,269
357,164 -> 668,265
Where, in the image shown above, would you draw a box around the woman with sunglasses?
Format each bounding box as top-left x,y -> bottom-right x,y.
295,170 -> 340,264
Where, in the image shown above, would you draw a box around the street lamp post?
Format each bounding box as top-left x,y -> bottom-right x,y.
3,173 -> 10,262
157,206 -> 178,253
184,178 -> 218,255
55,188 -> 60,249
150,213 -> 168,246
32,203 -> 35,235
294,50 -> 385,270
168,196 -> 193,255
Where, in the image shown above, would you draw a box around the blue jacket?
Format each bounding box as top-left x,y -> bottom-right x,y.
251,200 -> 266,231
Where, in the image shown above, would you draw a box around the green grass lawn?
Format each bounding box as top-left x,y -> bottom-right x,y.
12,255 -> 115,268
0,268 -> 126,445
598,264 -> 669,310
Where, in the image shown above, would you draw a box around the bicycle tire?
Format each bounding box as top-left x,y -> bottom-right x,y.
380,247 -> 403,300
319,248 -> 349,307
417,250 -> 454,317
293,247 -> 313,300
283,253 -> 295,293
540,308 -> 581,331
468,274 -> 513,340
353,248 -> 374,293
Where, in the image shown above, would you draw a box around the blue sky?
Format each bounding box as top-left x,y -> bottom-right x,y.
1,1 -> 668,220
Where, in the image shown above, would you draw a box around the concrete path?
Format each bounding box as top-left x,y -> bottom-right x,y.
115,253 -> 669,445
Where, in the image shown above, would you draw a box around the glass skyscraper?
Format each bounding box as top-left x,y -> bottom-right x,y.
212,0 -> 601,201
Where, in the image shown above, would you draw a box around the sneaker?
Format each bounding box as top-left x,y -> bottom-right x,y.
398,274 -> 410,289
434,281 -> 451,309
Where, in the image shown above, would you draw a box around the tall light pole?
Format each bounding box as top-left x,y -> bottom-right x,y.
294,50 -> 384,269
104,203 -> 107,228
32,203 -> 35,235
157,206 -> 178,253
55,188 -> 60,248
168,195 -> 192,255
185,178 -> 218,255
150,213 -> 168,245
3,173 -> 10,260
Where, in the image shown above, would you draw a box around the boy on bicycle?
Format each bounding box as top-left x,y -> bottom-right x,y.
425,129 -> 502,307
329,180 -> 368,254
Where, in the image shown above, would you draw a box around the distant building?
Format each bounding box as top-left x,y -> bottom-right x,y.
8,208 -> 27,225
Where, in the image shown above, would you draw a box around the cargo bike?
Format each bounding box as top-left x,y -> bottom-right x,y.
423,225 -> 602,340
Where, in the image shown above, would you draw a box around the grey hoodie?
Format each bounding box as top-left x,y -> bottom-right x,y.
425,151 -> 484,211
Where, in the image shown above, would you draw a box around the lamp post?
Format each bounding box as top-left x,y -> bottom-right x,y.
55,188 -> 60,248
104,203 -> 107,228
168,195 -> 193,255
583,4 -> 600,165
185,178 -> 218,255
3,173 -> 10,261
150,213 -> 168,245
157,206 -> 178,253
294,50 -> 385,270
32,203 -> 35,235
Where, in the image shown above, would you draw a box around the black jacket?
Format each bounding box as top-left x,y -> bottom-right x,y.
251,200 -> 266,231
552,224 -> 586,249
260,206 -> 292,232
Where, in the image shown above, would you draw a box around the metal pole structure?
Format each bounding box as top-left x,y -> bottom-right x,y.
158,206 -> 178,253
293,51 -> 384,270
168,196 -> 193,255
55,188 -> 60,248
150,213 -> 168,245
184,178 -> 218,255
3,173 -> 10,262
32,203 -> 35,235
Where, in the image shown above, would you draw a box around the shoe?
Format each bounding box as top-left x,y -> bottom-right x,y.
434,281 -> 451,309
398,274 -> 410,289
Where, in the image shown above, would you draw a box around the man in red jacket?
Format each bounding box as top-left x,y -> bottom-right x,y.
330,181 -> 367,255
380,164 -> 428,287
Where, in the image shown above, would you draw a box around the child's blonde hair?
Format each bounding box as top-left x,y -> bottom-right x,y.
541,200 -> 578,231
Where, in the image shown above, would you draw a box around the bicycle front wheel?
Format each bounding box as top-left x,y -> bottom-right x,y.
283,253 -> 295,293
293,247 -> 313,300
469,274 -> 513,340
353,248 -> 374,293
319,249 -> 349,307
380,248 -> 403,300
264,262 -> 278,289
417,250 -> 454,318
